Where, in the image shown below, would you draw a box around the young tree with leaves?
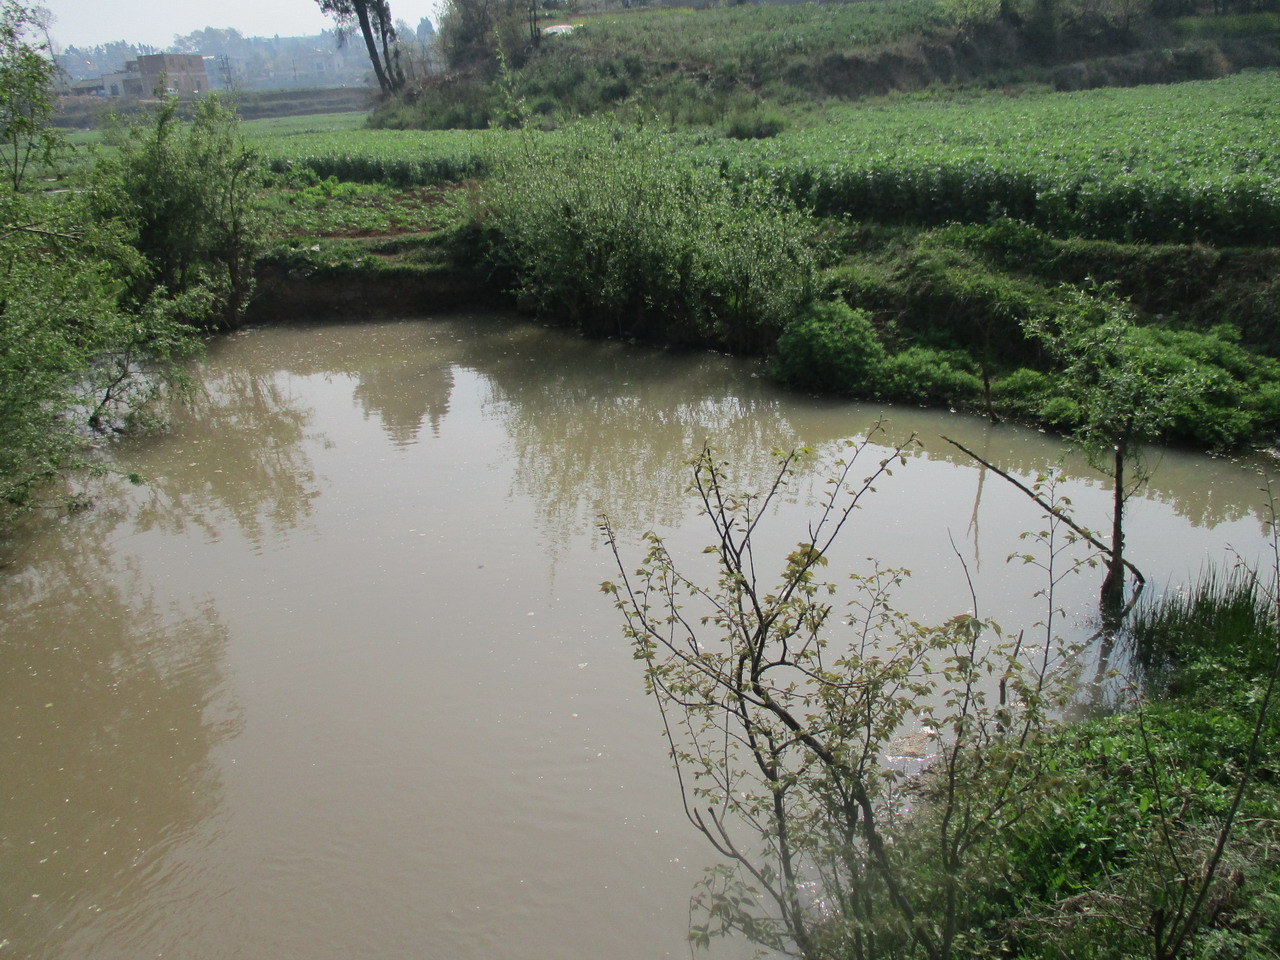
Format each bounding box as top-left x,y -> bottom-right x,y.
602,436 -> 1080,960
0,8 -> 259,528
0,0 -> 57,191
1027,286 -> 1202,619
89,96 -> 260,327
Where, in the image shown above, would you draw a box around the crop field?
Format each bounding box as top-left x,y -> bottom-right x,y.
250,70 -> 1280,244
705,70 -> 1280,243
253,126 -> 501,186
241,111 -> 369,139
529,0 -> 952,80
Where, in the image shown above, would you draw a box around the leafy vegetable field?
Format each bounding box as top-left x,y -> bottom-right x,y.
253,126 -> 500,186
705,70 -> 1280,244
252,72 -> 1280,245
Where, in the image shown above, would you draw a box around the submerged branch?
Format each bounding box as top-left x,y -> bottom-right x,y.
941,435 -> 1145,615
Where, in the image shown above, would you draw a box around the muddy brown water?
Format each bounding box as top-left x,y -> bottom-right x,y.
1,314 -> 1274,960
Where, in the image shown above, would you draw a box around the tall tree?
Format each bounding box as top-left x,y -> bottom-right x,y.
316,0 -> 403,94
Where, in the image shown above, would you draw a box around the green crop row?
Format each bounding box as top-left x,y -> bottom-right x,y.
250,72 -> 1279,245
253,128 -> 500,186
700,70 -> 1280,244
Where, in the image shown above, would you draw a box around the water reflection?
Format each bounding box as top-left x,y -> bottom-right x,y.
478,335 -> 797,536
354,359 -> 454,446
124,364 -> 321,546
0,314 -> 1272,960
0,504 -> 239,958
450,317 -> 1272,542
214,316 -> 1273,544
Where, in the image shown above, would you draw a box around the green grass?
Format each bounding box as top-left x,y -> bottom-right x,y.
537,0 -> 953,73
1171,11 -> 1280,38
1128,565 -> 1280,700
517,0 -> 954,105
258,177 -> 467,239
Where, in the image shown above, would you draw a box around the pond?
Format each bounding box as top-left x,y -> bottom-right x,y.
1,314 -> 1273,960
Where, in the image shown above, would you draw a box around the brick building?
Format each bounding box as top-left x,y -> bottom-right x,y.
133,53 -> 209,97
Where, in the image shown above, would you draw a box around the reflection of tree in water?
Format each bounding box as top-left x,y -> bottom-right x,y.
391,315 -> 1274,551
138,316 -> 1270,557
463,325 -> 809,540
910,417 -> 1271,533
230,320 -> 460,449
127,366 -> 321,547
1110,449 -> 1270,531
0,505 -> 240,959
353,358 -> 454,447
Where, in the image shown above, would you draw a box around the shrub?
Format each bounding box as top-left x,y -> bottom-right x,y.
724,109 -> 786,140
1129,325 -> 1280,450
772,300 -> 884,394
483,121 -> 820,353
991,366 -> 1055,419
0,5 -> 200,526
899,239 -> 1049,364
1022,316 -> 1280,450
90,96 -> 260,327
876,346 -> 983,404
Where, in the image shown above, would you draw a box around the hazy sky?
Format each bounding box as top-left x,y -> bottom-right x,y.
43,0 -> 442,50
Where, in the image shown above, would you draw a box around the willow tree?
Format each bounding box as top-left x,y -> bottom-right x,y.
316,0 -> 404,95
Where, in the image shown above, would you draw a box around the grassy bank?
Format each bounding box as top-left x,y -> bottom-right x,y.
949,569 -> 1280,960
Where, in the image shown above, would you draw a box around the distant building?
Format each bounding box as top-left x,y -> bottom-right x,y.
71,53 -> 208,99
133,53 -> 209,97
68,77 -> 107,96
62,36 -> 372,98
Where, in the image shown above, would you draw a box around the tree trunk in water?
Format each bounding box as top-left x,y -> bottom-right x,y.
980,361 -> 999,423
1100,438 -> 1126,622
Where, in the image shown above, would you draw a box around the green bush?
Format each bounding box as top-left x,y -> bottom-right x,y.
724,109 -> 787,140
90,96 -> 260,326
991,366 -> 1055,419
772,300 -> 885,393
899,239 -> 1049,363
370,77 -> 495,131
483,121 -> 820,352
876,346 -> 983,404
1027,318 -> 1280,450
0,5 -> 201,526
1130,325 -> 1280,450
